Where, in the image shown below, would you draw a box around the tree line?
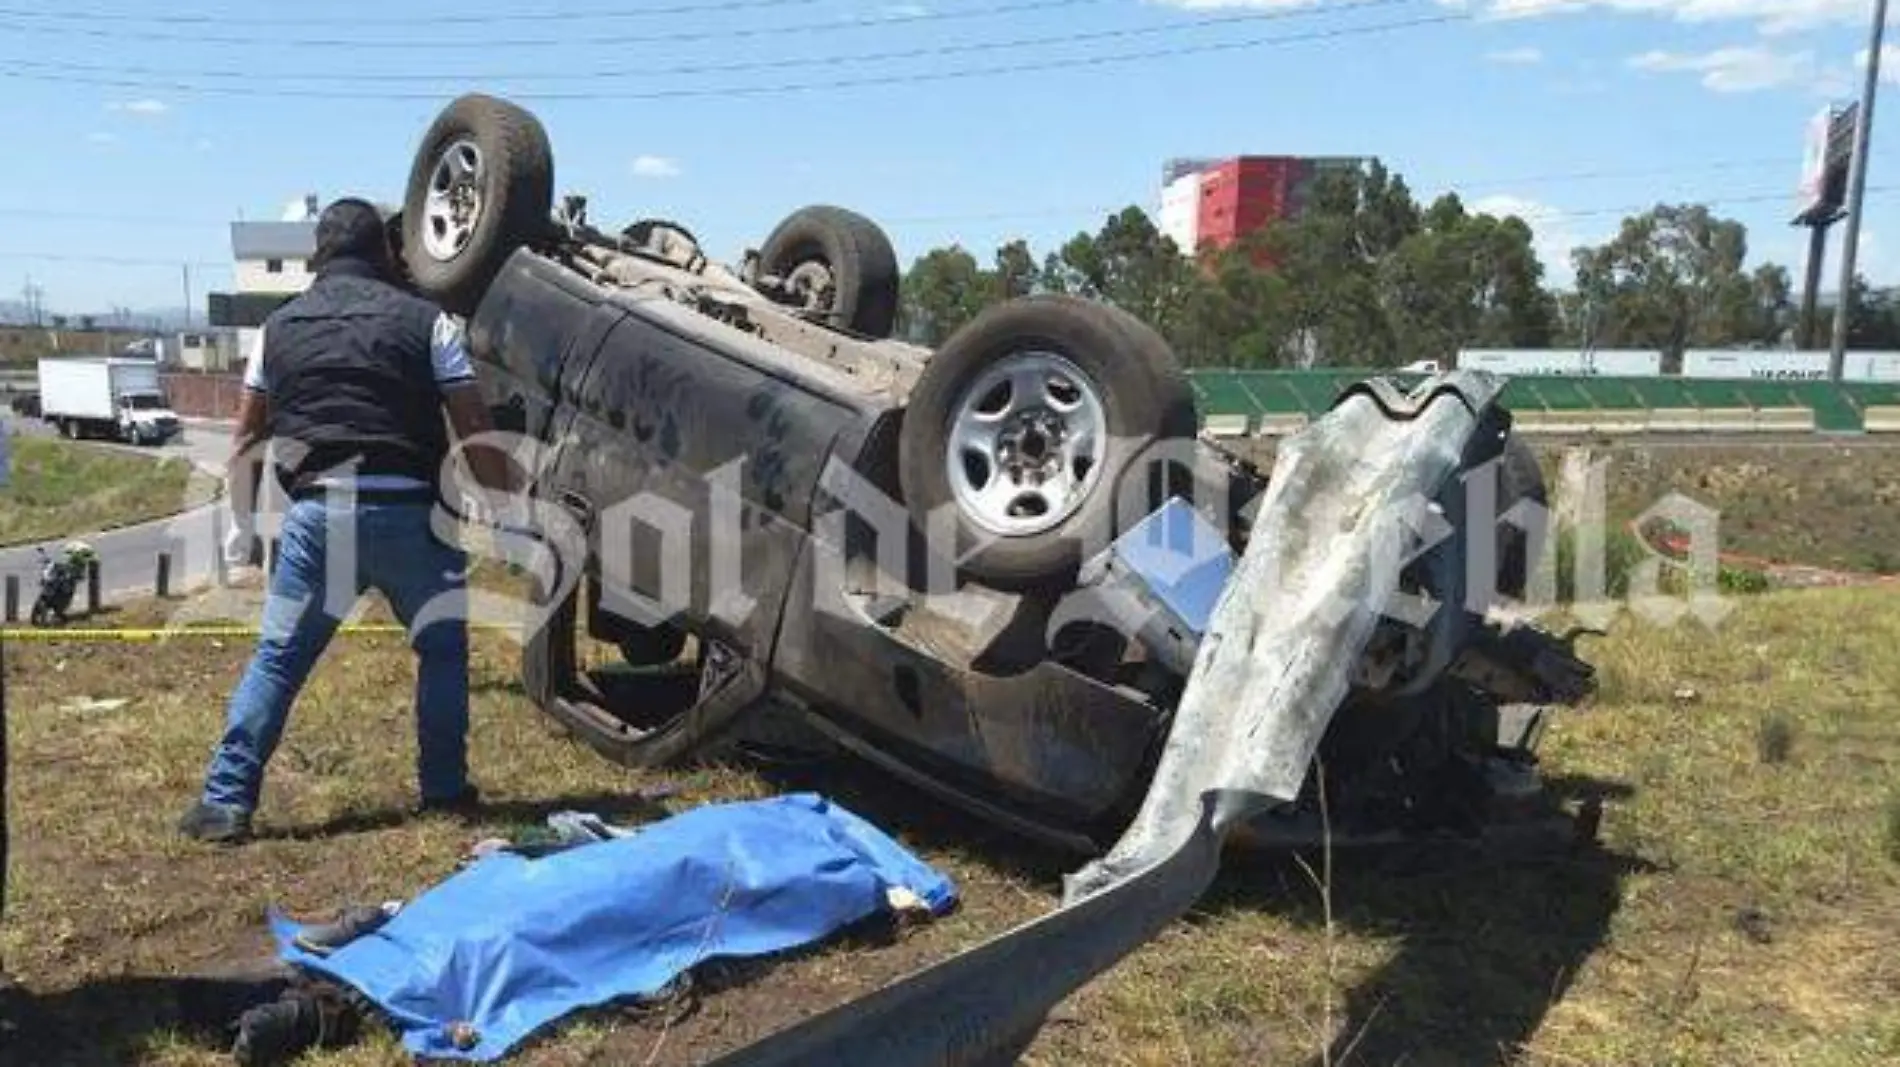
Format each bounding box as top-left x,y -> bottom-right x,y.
896,162 -> 1900,369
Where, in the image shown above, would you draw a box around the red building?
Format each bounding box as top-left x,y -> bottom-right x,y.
1160,156 -> 1368,261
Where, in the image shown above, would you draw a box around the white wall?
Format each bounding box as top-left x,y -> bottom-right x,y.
1681,350 -> 1900,382
1456,349 -> 1664,376
234,257 -> 313,295
1160,172 -> 1202,256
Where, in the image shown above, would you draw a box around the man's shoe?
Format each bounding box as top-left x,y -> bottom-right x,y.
291,903 -> 400,957
178,802 -> 252,845
416,784 -> 481,819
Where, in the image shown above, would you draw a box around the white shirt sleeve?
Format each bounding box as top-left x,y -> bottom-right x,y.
432,313 -> 477,387
241,326 -> 267,393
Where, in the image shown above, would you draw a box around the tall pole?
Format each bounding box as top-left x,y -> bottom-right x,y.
182,264 -> 193,329
1830,0 -> 1889,379
1800,223 -> 1829,349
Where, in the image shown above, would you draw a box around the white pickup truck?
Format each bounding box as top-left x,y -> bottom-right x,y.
37,357 -> 181,446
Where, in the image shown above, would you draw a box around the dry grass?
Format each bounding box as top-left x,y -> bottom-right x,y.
0,436 -> 217,547
3,580 -> 1899,1065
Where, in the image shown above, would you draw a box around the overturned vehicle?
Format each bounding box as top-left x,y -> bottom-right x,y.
392,94 -> 1596,867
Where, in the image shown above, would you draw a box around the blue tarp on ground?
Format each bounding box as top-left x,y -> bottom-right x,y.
268,793 -> 957,1061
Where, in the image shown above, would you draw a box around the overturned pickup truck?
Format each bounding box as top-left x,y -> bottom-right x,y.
390,94 -> 1595,863
387,95 -> 1601,1058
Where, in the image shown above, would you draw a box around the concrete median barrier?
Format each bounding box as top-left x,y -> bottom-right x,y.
1754,407 -> 1821,434
1200,414 -> 1251,439
1252,413 -> 1309,437
1861,405 -> 1900,433
1645,408 -> 1705,433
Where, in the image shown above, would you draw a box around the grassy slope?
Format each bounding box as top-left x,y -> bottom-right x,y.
0,436 -> 215,547
1,584 -> 1897,1065
1232,438 -> 1900,578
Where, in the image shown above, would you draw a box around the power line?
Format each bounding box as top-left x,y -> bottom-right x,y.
0,163 -> 1860,233
0,11 -> 1472,101
0,0 -> 831,27
8,190 -> 1896,273
1455,156 -> 1791,192
0,252 -> 230,268
0,0 -> 1175,50
0,0 -> 1419,83
0,0 -> 1421,79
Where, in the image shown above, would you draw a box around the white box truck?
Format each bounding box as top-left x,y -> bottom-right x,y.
37,357 -> 181,445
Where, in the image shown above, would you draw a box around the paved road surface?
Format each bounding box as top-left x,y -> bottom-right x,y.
1,419 -> 237,611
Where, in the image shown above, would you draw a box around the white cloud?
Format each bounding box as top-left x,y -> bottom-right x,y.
1471,194 -> 1592,284
1855,44 -> 1900,86
107,98 -> 169,116
1628,46 -> 1820,93
1146,0 -> 1323,8
880,3 -> 930,16
1486,46 -> 1545,65
1450,0 -> 1876,35
630,154 -> 682,179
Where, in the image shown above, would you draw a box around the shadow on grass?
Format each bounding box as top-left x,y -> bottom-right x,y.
253,789 -> 677,844
1202,834 -> 1655,1067
0,961 -> 295,1067
744,750 -> 1650,1065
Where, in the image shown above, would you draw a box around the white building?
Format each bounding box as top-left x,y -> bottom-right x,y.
208,195 -> 320,363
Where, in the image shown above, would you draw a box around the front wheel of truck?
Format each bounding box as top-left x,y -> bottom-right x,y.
897,294 -> 1200,592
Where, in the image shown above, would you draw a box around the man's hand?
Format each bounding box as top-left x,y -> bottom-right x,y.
442,384 -> 517,496
222,511 -> 257,569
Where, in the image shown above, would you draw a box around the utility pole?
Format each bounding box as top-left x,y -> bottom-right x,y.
182,264 -> 193,329
19,277 -> 43,328
1831,0 -> 1889,379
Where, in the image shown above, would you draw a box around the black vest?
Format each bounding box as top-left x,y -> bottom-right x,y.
261,259 -> 450,493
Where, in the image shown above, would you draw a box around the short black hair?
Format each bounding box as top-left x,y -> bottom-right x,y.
311,197 -> 393,275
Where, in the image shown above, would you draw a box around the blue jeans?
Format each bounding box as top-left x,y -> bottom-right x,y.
200,497 -> 471,814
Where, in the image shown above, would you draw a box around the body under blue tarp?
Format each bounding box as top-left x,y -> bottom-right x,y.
269,793 -> 957,1061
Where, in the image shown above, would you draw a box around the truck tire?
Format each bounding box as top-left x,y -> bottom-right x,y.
757,206 -> 900,339
898,294 -> 1199,592
401,94 -> 554,317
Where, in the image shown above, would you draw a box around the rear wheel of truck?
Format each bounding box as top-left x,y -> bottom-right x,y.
401,94 -> 554,317
756,206 -> 900,339
898,294 -> 1199,592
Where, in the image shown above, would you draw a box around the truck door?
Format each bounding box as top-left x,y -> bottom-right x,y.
465,251 -> 623,447
549,294 -> 880,662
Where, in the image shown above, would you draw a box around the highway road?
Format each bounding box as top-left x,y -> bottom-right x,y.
1,419 -> 238,612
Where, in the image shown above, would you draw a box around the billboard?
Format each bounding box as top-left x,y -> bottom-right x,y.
1796,103 -> 1856,224
1456,349 -> 1663,377
1682,350 -> 1900,381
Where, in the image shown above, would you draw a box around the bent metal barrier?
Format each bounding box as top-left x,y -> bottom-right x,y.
707,370 -> 1521,1067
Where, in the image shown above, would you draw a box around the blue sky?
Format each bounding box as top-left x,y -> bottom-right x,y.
0,0 -> 1895,314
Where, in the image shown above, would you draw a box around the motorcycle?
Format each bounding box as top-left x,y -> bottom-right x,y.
29,541 -> 96,628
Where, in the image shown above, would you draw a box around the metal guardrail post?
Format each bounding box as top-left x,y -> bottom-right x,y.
156,551 -> 173,599
85,558 -> 100,616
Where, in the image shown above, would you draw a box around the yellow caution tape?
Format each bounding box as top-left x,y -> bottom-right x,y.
0,622 -> 520,642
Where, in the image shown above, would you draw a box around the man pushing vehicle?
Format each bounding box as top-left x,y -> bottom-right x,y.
179,198 -> 514,846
